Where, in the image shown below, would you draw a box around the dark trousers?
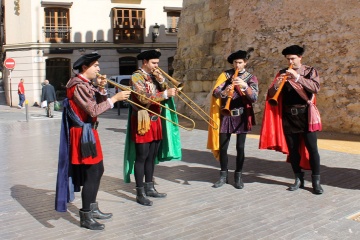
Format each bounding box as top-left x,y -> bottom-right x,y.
81,161 -> 104,211
219,133 -> 247,172
285,132 -> 320,175
134,140 -> 160,187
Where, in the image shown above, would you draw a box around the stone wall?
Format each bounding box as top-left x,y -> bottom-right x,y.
173,0 -> 360,134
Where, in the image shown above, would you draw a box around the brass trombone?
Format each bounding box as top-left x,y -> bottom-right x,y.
154,67 -> 219,130
96,73 -> 195,131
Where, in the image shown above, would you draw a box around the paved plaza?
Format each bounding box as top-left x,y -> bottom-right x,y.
0,103 -> 360,240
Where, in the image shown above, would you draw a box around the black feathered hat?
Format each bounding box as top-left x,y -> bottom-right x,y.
227,48 -> 254,64
282,45 -> 305,56
73,53 -> 101,71
137,49 -> 161,60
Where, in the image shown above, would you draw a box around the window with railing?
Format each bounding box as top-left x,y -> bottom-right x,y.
43,8 -> 70,43
112,8 -> 145,43
163,7 -> 181,34
166,11 -> 180,33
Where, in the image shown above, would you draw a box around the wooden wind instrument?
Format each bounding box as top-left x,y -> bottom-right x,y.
220,68 -> 239,116
268,64 -> 293,106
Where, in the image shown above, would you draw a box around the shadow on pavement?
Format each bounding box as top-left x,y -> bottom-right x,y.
10,185 -> 79,228
153,148 -> 360,191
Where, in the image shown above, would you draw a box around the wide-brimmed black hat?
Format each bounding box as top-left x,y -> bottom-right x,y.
137,49 -> 161,60
227,48 -> 254,64
282,45 -> 305,56
73,53 -> 101,70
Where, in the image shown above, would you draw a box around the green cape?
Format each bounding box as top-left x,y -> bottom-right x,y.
123,97 -> 182,183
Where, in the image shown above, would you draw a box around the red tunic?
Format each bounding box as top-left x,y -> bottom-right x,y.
66,75 -> 111,165
130,98 -> 163,143
130,70 -> 168,143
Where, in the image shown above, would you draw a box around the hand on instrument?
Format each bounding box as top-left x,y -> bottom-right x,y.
233,77 -> 248,89
166,88 -> 177,97
96,74 -> 107,89
221,84 -> 233,97
111,90 -> 131,103
285,68 -> 299,81
274,74 -> 286,89
152,68 -> 165,83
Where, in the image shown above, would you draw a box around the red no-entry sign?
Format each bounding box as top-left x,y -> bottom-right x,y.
4,58 -> 16,70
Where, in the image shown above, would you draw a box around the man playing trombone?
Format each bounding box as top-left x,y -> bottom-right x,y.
259,45 -> 323,194
207,48 -> 259,189
123,49 -> 181,206
55,53 -> 131,230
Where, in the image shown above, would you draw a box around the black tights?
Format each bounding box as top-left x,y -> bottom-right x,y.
219,133 -> 247,172
134,141 -> 160,187
285,132 -> 320,175
81,161 -> 104,211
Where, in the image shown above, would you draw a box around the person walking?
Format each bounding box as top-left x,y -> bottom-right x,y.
259,45 -> 323,194
123,49 -> 182,206
41,79 -> 57,118
55,53 -> 131,230
17,78 -> 25,109
207,48 -> 259,189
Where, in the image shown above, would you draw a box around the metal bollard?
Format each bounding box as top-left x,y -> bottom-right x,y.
117,102 -> 121,116
25,99 -> 29,122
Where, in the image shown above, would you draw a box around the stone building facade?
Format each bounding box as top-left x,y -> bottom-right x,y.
173,0 -> 360,134
1,0 -> 182,107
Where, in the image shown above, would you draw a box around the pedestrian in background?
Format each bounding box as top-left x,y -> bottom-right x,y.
17,78 -> 25,109
41,79 -> 57,118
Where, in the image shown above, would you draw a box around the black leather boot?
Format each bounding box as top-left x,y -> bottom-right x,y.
213,170 -> 228,188
311,175 -> 324,194
234,172 -> 244,189
144,182 -> 167,198
136,187 -> 153,206
90,202 -> 113,219
288,172 -> 304,191
79,210 -> 105,230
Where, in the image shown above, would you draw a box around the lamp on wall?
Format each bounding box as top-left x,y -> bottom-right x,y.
152,23 -> 160,43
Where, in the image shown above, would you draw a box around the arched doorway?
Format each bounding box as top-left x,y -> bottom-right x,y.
45,58 -> 71,100
119,57 -> 137,75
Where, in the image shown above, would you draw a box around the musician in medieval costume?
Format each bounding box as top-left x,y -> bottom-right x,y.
55,53 -> 131,230
259,45 -> 323,194
123,49 -> 182,206
207,48 -> 259,189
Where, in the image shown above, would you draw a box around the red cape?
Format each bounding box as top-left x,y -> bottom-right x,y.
259,77 -> 310,170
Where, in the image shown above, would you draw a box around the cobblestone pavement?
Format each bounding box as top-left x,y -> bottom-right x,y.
0,104 -> 360,240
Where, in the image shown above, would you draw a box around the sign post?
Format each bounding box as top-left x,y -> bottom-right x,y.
4,58 -> 16,107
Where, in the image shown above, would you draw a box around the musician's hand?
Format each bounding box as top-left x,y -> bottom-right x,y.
221,85 -> 233,96
233,77 -> 248,89
152,68 -> 165,83
286,69 -> 299,80
166,88 -> 177,97
97,74 -> 107,88
111,90 -> 131,103
274,74 -> 286,89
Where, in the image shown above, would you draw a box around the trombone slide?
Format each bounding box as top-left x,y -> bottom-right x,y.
154,67 -> 219,130
96,73 -> 195,131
